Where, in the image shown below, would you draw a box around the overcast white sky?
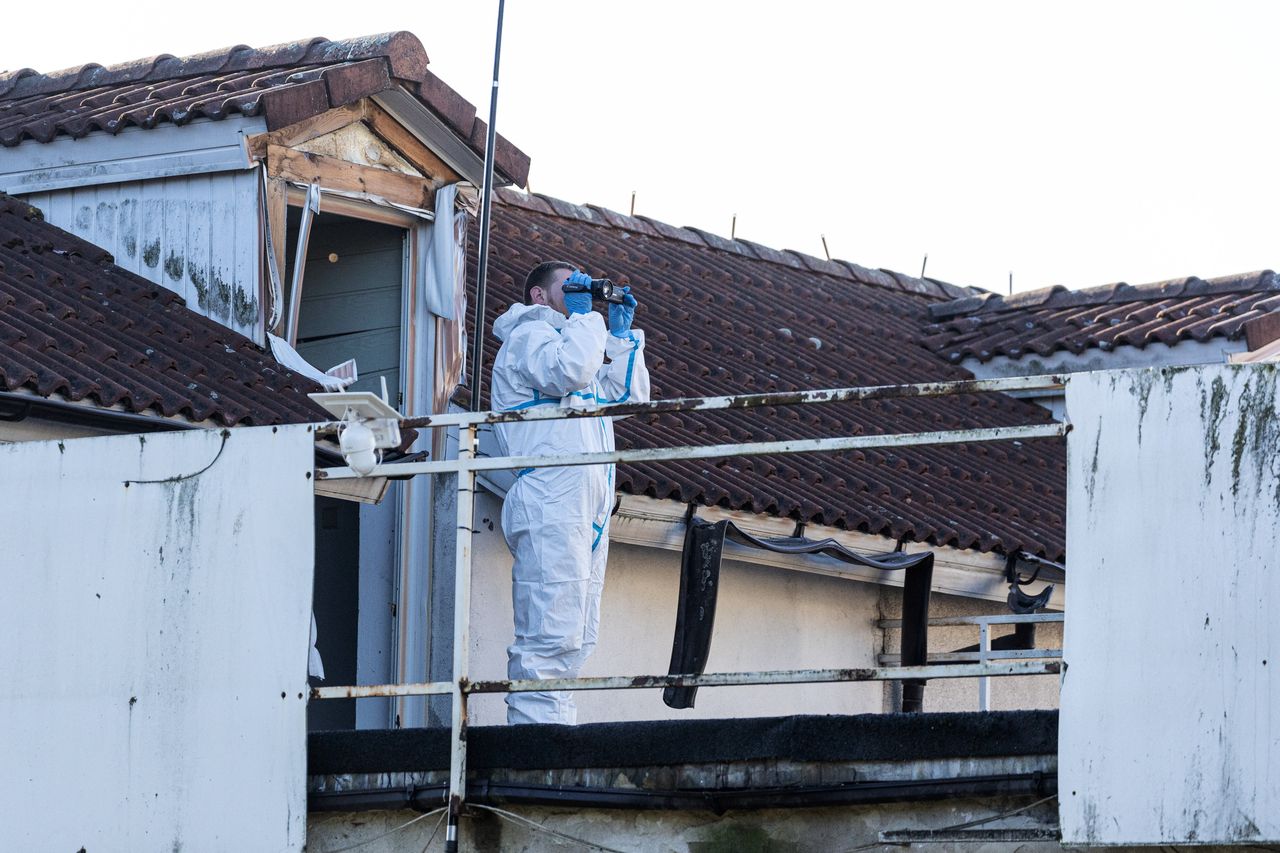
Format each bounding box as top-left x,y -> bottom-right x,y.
7,1 -> 1280,294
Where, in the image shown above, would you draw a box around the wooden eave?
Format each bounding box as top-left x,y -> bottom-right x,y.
246,98 -> 465,200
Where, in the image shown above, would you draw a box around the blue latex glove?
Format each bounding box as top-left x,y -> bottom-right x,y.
562,271 -> 594,316
608,286 -> 638,337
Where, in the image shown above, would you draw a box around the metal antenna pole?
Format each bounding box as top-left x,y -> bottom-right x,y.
467,0 -> 506,412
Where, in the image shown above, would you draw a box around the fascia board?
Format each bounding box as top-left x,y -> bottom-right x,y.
0,116 -> 267,194
371,88 -> 489,187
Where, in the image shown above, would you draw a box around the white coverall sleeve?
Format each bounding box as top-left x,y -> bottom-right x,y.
597,329 -> 651,404
510,311 -> 608,398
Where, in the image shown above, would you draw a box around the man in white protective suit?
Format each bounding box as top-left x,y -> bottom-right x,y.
489,261 -> 650,725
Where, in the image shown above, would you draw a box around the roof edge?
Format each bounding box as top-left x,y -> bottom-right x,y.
0,32 -> 428,100
929,270 -> 1280,321
495,188 -> 978,301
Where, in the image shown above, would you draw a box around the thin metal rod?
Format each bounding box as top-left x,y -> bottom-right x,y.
311,680 -> 453,700
877,612 -> 1064,628
447,423 -> 478,849
396,373 -> 1069,430
978,622 -> 991,711
467,661 -> 1061,694
317,422 -> 1068,481
877,649 -> 1063,664
310,661 -> 1061,700
466,0 -> 506,414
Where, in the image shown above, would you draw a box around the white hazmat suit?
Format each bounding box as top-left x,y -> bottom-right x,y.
490,303 -> 650,724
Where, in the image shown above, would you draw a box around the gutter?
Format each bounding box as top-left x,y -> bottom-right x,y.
0,391 -> 197,434
309,771 -> 1056,814
0,390 -> 350,467
611,495 -> 1065,608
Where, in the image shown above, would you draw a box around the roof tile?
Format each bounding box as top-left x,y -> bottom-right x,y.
0,193 -> 329,427
924,270 -> 1280,363
0,32 -> 529,186
464,192 -> 1067,559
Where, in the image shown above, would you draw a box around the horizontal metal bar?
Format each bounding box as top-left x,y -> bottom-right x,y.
314,374 -> 1069,433
878,612 -> 1065,629
878,649 -> 1064,664
318,422 -> 1069,481
310,680 -> 453,700
466,660 -> 1061,695
881,828 -> 1061,843
311,662 -> 1062,701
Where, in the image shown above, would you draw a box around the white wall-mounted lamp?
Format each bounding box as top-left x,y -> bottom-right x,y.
308,387 -> 403,477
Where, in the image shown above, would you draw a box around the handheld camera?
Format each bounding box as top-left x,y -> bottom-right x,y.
562,277 -> 627,305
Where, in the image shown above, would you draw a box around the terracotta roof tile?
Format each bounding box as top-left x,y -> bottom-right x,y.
0,193 -> 329,427
466,189 -> 1067,559
924,270 -> 1280,363
0,32 -> 529,186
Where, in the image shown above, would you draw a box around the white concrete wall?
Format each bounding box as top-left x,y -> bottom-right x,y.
0,415 -> 117,443
0,424 -> 316,852
1061,364 -> 1280,846
308,795 -> 1061,853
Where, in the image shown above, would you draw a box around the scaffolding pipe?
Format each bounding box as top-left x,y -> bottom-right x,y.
312,660 -> 1060,701
317,422 -> 1068,481
446,423 -> 478,850
335,373 -> 1070,432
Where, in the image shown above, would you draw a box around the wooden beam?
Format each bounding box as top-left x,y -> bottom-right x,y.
263,175 -> 288,337
363,102 -> 462,187
246,103 -> 367,161
266,145 -> 434,212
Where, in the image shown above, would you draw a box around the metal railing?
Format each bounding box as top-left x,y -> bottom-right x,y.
877,612 -> 1065,710
311,373 -> 1069,850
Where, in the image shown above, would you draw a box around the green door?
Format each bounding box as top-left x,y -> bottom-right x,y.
291,213 -> 406,402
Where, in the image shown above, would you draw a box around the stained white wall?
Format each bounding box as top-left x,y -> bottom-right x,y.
1061,364 -> 1280,845
0,425 -> 315,852
24,169 -> 262,341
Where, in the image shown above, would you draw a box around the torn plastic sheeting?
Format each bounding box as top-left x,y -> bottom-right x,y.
664,517 -> 933,710
267,333 -> 355,392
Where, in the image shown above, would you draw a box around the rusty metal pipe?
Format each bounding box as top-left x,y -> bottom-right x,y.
466,661 -> 1060,695
313,374 -> 1070,434
310,661 -> 1060,701
317,422 -> 1068,481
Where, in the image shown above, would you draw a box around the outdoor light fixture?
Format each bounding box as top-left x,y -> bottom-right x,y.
337,419 -> 378,475
309,382 -> 403,477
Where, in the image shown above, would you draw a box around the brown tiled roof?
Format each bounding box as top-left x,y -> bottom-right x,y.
0,31 -> 529,186
465,190 -> 1066,560
0,193 -> 329,426
921,271 -> 1280,364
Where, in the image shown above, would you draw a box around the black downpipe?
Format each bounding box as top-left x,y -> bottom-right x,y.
466,0 -> 507,412
308,771 -> 1055,814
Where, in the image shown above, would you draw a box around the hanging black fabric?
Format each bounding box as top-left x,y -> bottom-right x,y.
664,518 -> 728,709
664,517 -> 935,711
